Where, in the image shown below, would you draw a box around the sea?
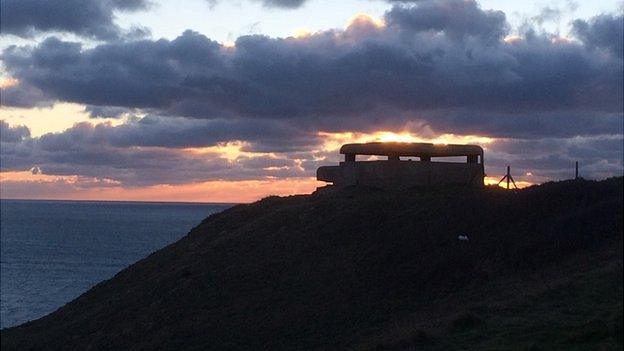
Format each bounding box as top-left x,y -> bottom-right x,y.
0,199 -> 231,329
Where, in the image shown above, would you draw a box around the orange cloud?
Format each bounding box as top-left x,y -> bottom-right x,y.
346,13 -> 385,29
292,28 -> 312,39
0,77 -> 19,89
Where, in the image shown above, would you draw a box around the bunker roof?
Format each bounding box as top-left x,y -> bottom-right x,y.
340,142 -> 483,157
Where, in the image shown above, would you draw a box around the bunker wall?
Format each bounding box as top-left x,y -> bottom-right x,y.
317,161 -> 484,188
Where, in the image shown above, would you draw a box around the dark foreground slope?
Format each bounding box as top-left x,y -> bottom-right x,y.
2,178 -> 623,350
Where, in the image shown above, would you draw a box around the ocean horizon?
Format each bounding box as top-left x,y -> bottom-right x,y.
0,198 -> 237,205
0,199 -> 231,329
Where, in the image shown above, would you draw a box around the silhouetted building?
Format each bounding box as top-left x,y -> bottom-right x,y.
317,142 -> 484,188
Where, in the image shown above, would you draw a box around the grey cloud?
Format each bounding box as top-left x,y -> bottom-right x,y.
424,111 -> 623,140
2,32 -> 224,109
257,0 -> 307,8
572,14 -> 624,58
491,135 -> 624,159
84,105 -> 136,119
485,135 -> 623,181
0,0 -> 150,40
0,121 -> 35,170
385,0 -> 508,42
1,120 -> 30,142
531,7 -> 561,26
0,120 -> 316,186
2,6 -> 621,139
96,115 -> 321,152
0,83 -> 54,108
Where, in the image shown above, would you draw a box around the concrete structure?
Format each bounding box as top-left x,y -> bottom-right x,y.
317,142 -> 484,188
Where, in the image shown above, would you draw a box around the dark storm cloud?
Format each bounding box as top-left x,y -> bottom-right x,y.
0,121 -> 35,170
0,0 -> 150,40
2,3 -> 622,138
572,13 -> 624,58
84,105 -> 135,119
0,120 -> 30,142
1,32 -> 225,109
385,0 -> 508,41
0,82 -> 54,108
94,115 -> 321,151
423,111 -> 623,139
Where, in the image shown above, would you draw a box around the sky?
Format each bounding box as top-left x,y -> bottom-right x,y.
0,0 -> 622,202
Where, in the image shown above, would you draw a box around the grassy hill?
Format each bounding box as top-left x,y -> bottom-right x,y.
2,178 -> 622,350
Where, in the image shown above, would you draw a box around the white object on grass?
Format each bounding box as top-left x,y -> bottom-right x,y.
458,235 -> 469,241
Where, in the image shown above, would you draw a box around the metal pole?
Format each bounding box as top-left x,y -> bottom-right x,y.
575,161 -> 578,179
506,166 -> 510,189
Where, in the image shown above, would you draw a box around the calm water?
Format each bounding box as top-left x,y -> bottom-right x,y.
0,199 -> 230,329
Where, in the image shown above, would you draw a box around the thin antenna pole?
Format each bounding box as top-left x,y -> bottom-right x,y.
575,161 -> 579,179
497,165 -> 518,190
506,166 -> 510,189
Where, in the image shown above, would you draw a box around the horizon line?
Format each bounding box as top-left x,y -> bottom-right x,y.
0,197 -> 239,206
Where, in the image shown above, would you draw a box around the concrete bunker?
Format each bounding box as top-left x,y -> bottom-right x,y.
317,142 -> 485,188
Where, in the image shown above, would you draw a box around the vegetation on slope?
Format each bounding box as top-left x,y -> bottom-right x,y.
2,178 -> 622,350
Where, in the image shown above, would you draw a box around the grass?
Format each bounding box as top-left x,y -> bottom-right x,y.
2,177 -> 622,350
359,252 -> 622,351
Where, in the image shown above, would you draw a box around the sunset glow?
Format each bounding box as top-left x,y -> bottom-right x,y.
0,77 -> 19,89
0,171 -> 321,203
2,169 -> 537,202
0,103 -> 126,137
183,141 -> 267,161
292,28 -> 312,38
346,13 -> 385,29
503,35 -> 522,44
318,131 -> 494,152
484,176 -> 533,189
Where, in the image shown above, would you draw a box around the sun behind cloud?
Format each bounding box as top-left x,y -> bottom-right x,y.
318,131 -> 494,152
346,13 -> 385,29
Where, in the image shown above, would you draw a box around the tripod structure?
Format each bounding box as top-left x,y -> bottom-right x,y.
497,165 -> 518,190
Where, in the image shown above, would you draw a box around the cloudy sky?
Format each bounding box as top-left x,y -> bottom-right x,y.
0,0 -> 622,202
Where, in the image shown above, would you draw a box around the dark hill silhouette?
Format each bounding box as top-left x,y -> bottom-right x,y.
2,178 -> 623,350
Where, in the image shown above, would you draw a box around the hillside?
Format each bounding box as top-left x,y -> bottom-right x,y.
2,178 -> 623,350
